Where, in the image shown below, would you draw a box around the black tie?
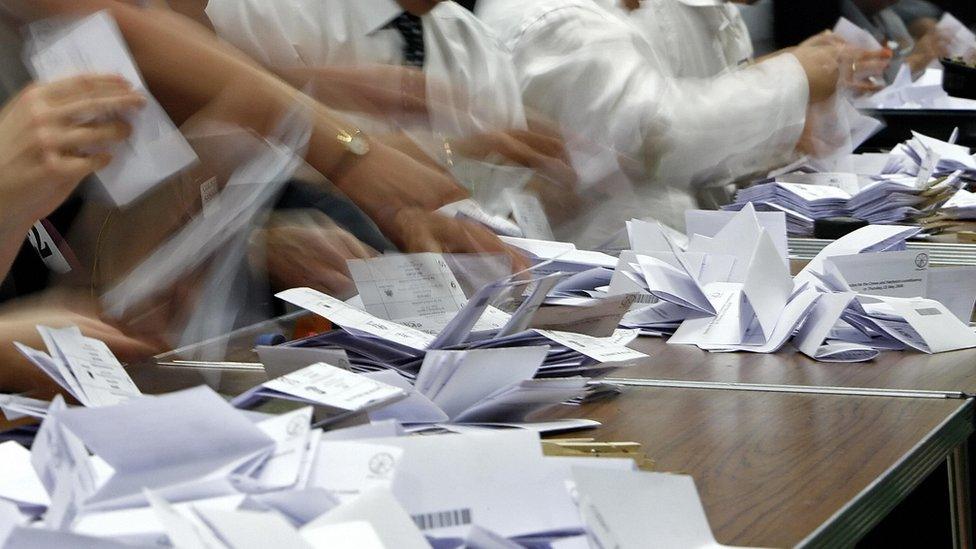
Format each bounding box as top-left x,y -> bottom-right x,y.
389,12 -> 425,68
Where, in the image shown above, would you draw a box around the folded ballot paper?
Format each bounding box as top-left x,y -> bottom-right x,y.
6,388 -> 735,549
231,362 -> 408,422
25,11 -> 197,207
14,326 -> 141,408
276,261 -> 645,378
364,346 -> 591,426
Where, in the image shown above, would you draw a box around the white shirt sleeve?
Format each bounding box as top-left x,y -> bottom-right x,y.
501,3 -> 808,189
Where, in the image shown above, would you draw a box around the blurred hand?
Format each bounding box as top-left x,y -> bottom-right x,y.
258,211 -> 377,299
792,43 -> 843,103
392,208 -> 530,272
799,30 -> 846,49
0,303 -> 160,395
844,47 -> 892,95
0,74 -> 145,231
450,128 -> 579,190
907,28 -> 951,74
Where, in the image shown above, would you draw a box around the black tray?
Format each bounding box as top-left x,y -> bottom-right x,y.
857,109 -> 976,151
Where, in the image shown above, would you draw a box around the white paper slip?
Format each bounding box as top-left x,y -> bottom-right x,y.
415,347 -> 548,419
529,293 -> 637,337
0,442 -> 50,511
348,253 -> 468,322
195,507 -> 311,549
833,16 -> 884,51
19,327 -> 140,408
812,342 -> 879,363
250,407 -> 314,491
233,363 -> 407,413
880,297 -> 976,354
685,209 -> 788,265
572,467 -> 733,549
26,12 -> 197,206
504,188 -> 555,241
51,386 -> 275,509
926,266 -> 976,323
794,292 -> 857,359
301,487 -> 428,549
306,442 -> 403,502
277,288 -> 435,351
534,329 -> 646,363
798,225 -> 921,281
825,251 -> 929,299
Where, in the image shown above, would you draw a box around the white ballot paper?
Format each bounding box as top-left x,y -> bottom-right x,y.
301,487 -> 427,549
793,292 -> 879,362
572,467 -> 734,549
348,253 -> 468,327
860,296 -> 976,353
685,209 -> 789,265
824,250 -> 929,298
48,386 -> 275,511
834,17 -> 884,51
504,188 -> 555,241
797,224 -> 921,284
16,326 -> 141,408
26,12 -> 197,206
277,288 -> 435,351
354,431 -> 582,538
232,363 -> 407,415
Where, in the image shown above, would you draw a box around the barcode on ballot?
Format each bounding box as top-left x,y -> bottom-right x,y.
411,508 -> 472,530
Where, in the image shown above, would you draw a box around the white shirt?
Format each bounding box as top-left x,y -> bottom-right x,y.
631,0 -> 753,78
205,0 -> 526,138
477,0 -> 808,233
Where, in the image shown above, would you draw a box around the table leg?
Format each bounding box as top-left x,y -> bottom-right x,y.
948,443 -> 972,549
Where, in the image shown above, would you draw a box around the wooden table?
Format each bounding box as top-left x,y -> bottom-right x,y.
121,316 -> 976,548
539,388 -> 972,548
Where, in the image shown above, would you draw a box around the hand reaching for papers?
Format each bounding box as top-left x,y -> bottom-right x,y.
791,43 -> 843,104
391,208 -> 531,272
0,301 -> 159,396
907,28 -> 952,75
0,75 -> 145,232
258,211 -> 377,300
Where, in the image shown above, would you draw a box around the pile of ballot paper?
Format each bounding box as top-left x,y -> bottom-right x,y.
0,385 -> 732,549
608,204 -> 976,361
725,131 -> 976,235
272,250 -> 645,382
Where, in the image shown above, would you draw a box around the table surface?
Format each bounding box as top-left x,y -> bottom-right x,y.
121,316 -> 976,548
621,337 -> 976,395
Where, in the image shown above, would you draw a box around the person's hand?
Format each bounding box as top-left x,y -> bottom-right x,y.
0,304 -> 160,396
844,47 -> 892,95
0,74 -> 145,232
256,210 -> 377,299
799,30 -> 846,49
391,208 -> 530,272
791,43 -> 843,103
907,28 -> 952,74
450,128 -> 579,190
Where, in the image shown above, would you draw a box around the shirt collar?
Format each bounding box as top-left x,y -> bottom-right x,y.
350,0 -> 408,35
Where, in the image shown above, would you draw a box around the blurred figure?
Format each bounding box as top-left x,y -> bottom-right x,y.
201,0 -> 578,221
6,0 -> 523,264
477,0 -> 843,237
0,58 -> 157,391
842,0 -> 951,76
891,0 -> 943,39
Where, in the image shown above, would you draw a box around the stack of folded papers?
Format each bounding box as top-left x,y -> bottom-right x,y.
620,206 -> 976,361
0,386 -> 732,549
725,132 -> 976,235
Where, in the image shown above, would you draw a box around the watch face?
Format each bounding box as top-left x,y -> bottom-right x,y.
348,135 -> 370,156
